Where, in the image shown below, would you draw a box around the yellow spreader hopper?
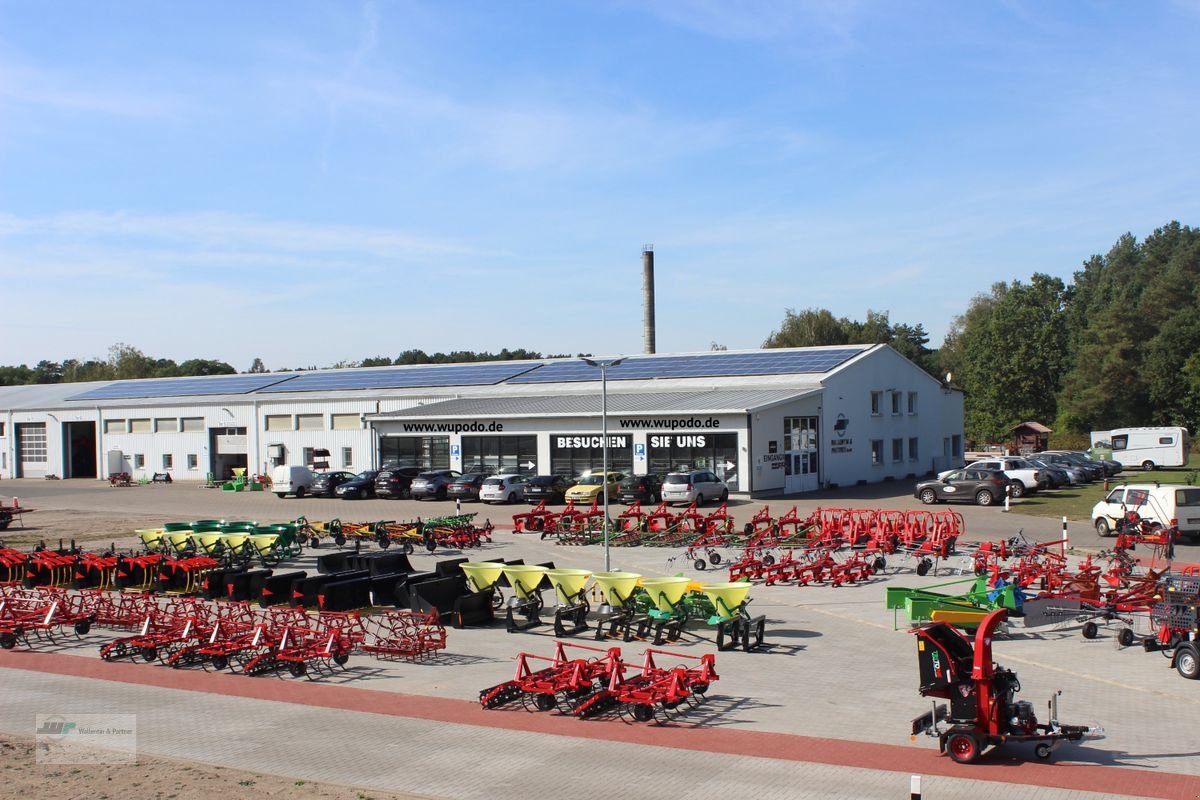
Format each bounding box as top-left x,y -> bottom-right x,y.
461,561 -> 508,593
502,564 -> 549,633
697,580 -> 767,652
592,572 -> 651,641
545,568 -> 593,636
639,576 -> 692,616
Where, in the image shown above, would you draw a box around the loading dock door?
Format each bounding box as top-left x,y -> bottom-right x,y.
65,421 -> 97,478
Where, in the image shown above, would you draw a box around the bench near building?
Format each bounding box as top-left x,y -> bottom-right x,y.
0,344 -> 963,497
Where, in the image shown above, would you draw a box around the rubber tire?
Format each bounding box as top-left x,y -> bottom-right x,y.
289,662 -> 307,678
694,559 -> 707,571
533,693 -> 556,712
1081,621 -> 1099,639
1142,461 -> 1155,471
919,489 -> 938,505
211,655 -> 229,671
1095,517 -> 1112,537
507,493 -> 516,504
975,490 -> 994,506
916,559 -> 932,577
1009,481 -> 1025,499
1176,644 -> 1200,679
696,494 -> 705,506
946,730 -> 981,764
296,487 -> 306,498
631,704 -> 655,722
763,554 -> 776,566
720,489 -> 729,502
333,653 -> 350,666
74,620 -> 91,635
0,632 -> 16,650
1035,743 -> 1052,760
141,647 -> 158,663
276,493 -> 286,499
710,553 -> 722,565
1118,628 -> 1135,648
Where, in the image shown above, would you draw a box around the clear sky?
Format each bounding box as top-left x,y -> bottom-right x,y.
2,1 -> 1198,372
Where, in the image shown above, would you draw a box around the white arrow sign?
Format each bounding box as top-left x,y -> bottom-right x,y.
723,461 -> 735,471
522,461 -> 536,470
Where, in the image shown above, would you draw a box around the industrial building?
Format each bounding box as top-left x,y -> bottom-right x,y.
0,344 -> 962,496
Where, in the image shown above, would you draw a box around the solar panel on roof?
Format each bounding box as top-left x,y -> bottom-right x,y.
509,348 -> 868,384
66,374 -> 297,401
261,361 -> 541,393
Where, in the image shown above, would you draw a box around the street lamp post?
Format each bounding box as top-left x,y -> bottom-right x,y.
581,356 -> 625,572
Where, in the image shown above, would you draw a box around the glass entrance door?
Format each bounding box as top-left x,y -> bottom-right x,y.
783,416 -> 819,493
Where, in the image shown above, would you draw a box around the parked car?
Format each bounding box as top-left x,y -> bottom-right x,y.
938,458 -> 1040,497
375,465 -> 423,499
1091,483 -> 1200,540
1042,451 -> 1106,481
523,475 -> 571,504
915,469 -> 1009,506
479,474 -> 528,504
564,471 -> 626,504
1023,457 -> 1070,489
409,469 -> 462,501
447,473 -> 489,502
310,470 -> 358,498
617,474 -> 663,504
661,470 -> 729,506
335,470 -> 379,499
271,465 -> 314,499
1032,452 -> 1091,484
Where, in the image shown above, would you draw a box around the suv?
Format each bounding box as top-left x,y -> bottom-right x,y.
617,474 -> 663,504
375,465 -> 423,499
661,470 -> 728,506
915,468 -> 1009,506
409,469 -> 462,501
939,458 -> 1041,497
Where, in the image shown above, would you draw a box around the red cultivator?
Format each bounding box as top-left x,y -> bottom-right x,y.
0,587 -> 94,649
512,501 -> 561,536
480,641 -> 720,724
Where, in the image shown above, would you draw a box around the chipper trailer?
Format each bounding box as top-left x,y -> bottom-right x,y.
910,608 -> 1100,763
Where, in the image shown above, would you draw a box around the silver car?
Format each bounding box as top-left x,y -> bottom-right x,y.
660,470 -> 729,506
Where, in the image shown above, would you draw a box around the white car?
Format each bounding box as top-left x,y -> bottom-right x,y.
479,474 -> 527,504
660,470 -> 729,506
938,458 -> 1040,497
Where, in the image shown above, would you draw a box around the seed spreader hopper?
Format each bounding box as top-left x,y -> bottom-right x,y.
910,608 -> 1100,763
592,571 -> 653,642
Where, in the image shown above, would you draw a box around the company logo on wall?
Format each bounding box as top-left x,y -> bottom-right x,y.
831,414 -> 853,453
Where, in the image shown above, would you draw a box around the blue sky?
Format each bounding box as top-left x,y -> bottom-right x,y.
2,1 -> 1198,372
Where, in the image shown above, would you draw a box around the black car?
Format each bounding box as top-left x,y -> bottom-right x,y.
335,470 -> 379,500
617,474 -> 662,504
523,475 -> 571,504
447,473 -> 489,502
375,465 -> 423,499
310,470 -> 357,498
914,469 -> 1008,506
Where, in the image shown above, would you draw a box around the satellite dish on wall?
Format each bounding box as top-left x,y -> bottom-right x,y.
944,372 -> 953,384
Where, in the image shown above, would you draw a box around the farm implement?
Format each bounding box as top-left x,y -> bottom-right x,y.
0,586 -> 94,649
911,608 -> 1100,763
480,641 -> 720,724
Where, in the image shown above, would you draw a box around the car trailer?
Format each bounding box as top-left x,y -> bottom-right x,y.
910,608 -> 1100,763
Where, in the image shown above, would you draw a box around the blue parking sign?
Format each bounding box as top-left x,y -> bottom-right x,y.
450,444 -> 461,457
634,443 -> 646,458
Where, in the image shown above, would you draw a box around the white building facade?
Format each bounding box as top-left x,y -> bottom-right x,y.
0,345 -> 963,496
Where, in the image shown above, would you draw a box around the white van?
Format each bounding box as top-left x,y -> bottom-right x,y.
1091,483 -> 1200,541
1090,427 -> 1191,471
271,465 -> 314,499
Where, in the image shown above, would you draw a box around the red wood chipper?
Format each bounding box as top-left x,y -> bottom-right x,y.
910,608 -> 1101,763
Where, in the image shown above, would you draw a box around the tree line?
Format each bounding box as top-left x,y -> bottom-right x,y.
3,221 -> 1195,447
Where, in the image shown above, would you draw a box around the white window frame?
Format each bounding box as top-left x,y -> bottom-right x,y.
133,454 -> 145,469
342,447 -> 353,468
187,454 -> 198,471
162,453 -> 173,470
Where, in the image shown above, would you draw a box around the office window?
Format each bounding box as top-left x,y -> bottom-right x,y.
909,437 -> 919,462
871,439 -> 884,465
130,418 -> 152,433
162,453 -> 173,469
103,419 -> 126,434
302,447 -> 314,466
0,422 -> 5,436
907,392 -> 918,414
342,447 -> 353,468
133,454 -> 145,469
296,414 -> 322,431
891,392 -> 902,415
265,415 -> 291,432
331,413 -> 360,431
155,418 -> 178,433
181,417 -> 204,433
892,438 -> 903,462
870,391 -> 882,415
187,454 -> 198,470
952,435 -> 962,456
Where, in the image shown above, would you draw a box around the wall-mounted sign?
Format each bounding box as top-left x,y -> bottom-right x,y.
768,441 -> 778,454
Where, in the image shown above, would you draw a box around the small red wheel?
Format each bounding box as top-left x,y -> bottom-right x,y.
946,730 -> 981,764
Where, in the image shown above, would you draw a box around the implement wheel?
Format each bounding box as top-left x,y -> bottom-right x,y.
141,647 -> 158,663
1035,742 -> 1053,760
1081,621 -> 1099,639
74,620 -> 92,636
1176,643 -> 1200,679
210,655 -> 229,672
631,704 -> 654,723
288,662 -> 307,678
946,730 -> 981,764
0,632 -> 17,650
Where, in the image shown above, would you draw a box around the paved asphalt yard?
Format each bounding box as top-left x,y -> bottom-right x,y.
2,480 -> 1198,799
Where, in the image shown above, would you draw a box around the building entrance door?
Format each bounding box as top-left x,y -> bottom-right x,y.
783,416 -> 819,493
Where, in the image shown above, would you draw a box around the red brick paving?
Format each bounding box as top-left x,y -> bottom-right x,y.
3,649 -> 1197,798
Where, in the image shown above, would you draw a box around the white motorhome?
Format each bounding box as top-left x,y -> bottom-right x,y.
1090,427 -> 1191,471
